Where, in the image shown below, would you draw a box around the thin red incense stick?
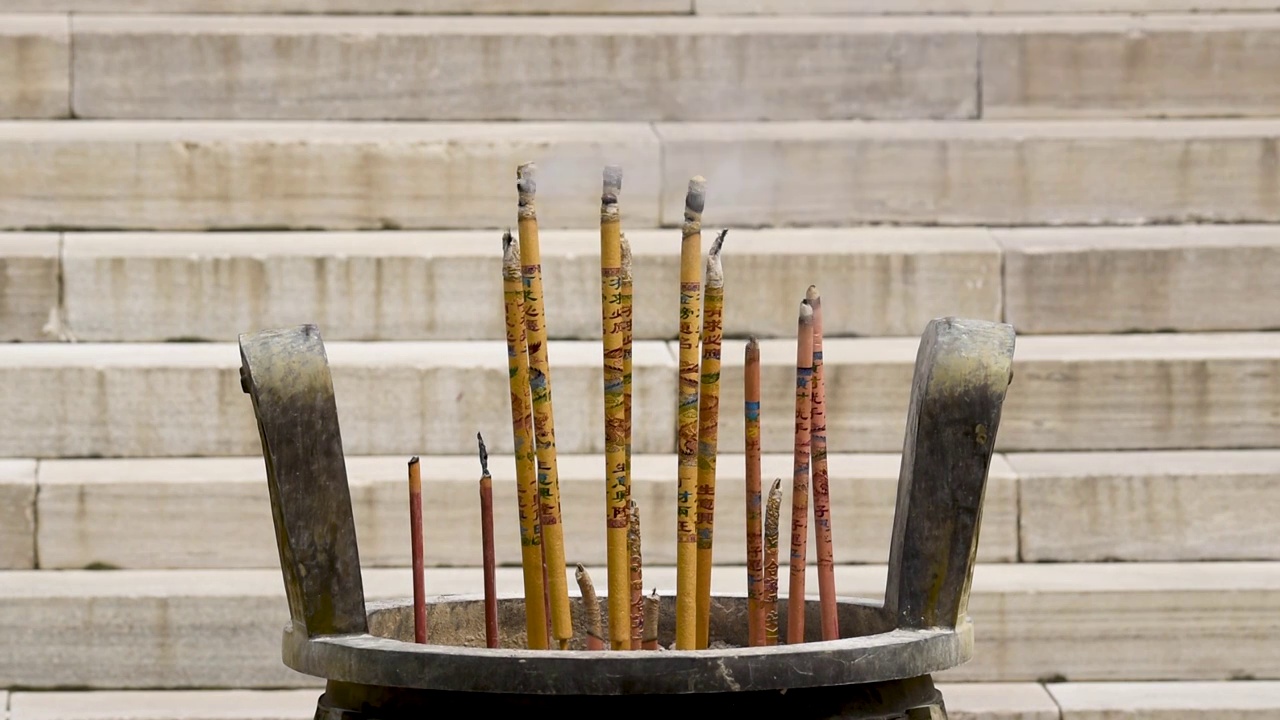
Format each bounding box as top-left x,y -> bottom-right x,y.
787,300 -> 814,645
807,287 -> 838,641
408,456 -> 427,644
478,433 -> 499,649
744,337 -> 765,647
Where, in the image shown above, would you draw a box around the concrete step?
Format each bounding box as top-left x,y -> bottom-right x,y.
0,17 -> 67,119
0,460 -> 35,570
699,1 -> 1280,13
1048,681 -> 1280,718
3,1 -> 693,13
1,562 -> 1276,687
3,120 -> 1279,230
61,15 -> 1280,121
54,228 -> 1003,342
26,453 -> 1020,570
0,685 -> 1062,719
0,233 -> 58,342
3,333 -> 1279,458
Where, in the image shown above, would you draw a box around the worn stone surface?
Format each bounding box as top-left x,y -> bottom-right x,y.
3,562 -> 1277,688
59,228 -> 1000,342
0,122 -> 660,230
936,683 -> 1060,720
1012,450 -> 1280,562
0,340 -> 676,458
71,16 -> 977,121
0,16 -> 69,118
7,0 -> 691,11
697,0 -> 1280,12
982,15 -> 1280,118
32,453 -> 1017,569
999,226 -> 1280,334
657,120 -> 1280,226
9,690 -> 320,720
0,233 -> 59,341
0,460 -> 36,569
1049,681 -> 1280,718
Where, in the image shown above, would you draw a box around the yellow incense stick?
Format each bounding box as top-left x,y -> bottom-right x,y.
787,300 -> 815,645
628,497 -> 644,649
599,165 -> 630,651
807,286 -> 838,641
764,478 -> 783,646
517,163 -> 573,648
501,231 -> 549,650
675,177 -> 706,650
694,229 -> 728,649
621,234 -> 633,487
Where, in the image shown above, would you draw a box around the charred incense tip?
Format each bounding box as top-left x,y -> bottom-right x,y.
603,165 -> 623,194
620,235 -> 633,281
516,162 -> 537,195
643,591 -> 661,642
799,299 -> 814,324
684,176 -> 707,215
705,229 -> 727,288
476,432 -> 489,477
806,284 -> 821,306
746,336 -> 760,361
710,228 -> 728,257
408,456 -> 420,468
770,477 -> 783,495
502,230 -> 521,278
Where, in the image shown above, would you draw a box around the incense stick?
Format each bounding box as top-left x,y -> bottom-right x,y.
478,433 -> 499,649
501,231 -> 550,650
694,229 -> 728,649
642,589 -> 661,650
675,176 -> 706,651
575,564 -> 605,651
599,165 -> 631,651
807,286 -> 838,641
621,234 -> 634,490
517,162 -> 573,649
763,478 -> 782,646
788,300 -> 815,645
628,497 -> 644,649
407,456 -> 427,644
744,337 -> 764,647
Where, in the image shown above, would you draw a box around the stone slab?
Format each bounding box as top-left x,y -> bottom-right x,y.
982,14 -> 1280,118
0,16 -> 69,119
9,690 -> 319,720
697,0 -> 1280,12
31,453 -> 1017,569
999,225 -> 1280,334
2,562 -> 1277,688
936,683 -> 1061,720
6,1 -> 691,12
0,340 -> 676,458
657,120 -> 1280,226
0,460 -> 36,569
0,233 -> 59,341
71,16 -> 977,121
1011,450 -> 1280,562
0,121 -> 660,231
59,228 -> 1001,342
715,332 -> 1280,454
1049,681 -> 1280,718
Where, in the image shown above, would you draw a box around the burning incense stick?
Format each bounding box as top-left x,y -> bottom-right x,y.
788,300 -> 815,645
517,163 -> 573,649
478,433 -> 499,649
575,564 -> 605,651
628,498 -> 644,649
764,478 -> 782,646
407,456 -> 427,644
599,165 -> 631,651
744,337 -> 765,647
642,589 -> 661,650
675,176 -> 706,650
621,234 -> 634,485
695,228 -> 728,649
807,286 -> 838,641
502,231 -> 550,650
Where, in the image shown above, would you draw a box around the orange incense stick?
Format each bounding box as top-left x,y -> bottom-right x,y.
408,456 -> 427,644
477,433 -> 499,649
763,478 -> 782,646
807,286 -> 838,641
695,229 -> 727,649
575,564 -> 605,651
787,300 -> 815,645
744,337 -> 765,647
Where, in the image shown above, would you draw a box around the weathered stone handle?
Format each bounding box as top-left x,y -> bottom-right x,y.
240,324 -> 368,638
885,318 -> 1016,631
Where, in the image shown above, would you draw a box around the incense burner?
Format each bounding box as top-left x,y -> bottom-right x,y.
239,317 -> 1015,720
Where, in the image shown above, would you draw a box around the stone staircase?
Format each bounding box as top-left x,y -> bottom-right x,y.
4,1 -> 1280,718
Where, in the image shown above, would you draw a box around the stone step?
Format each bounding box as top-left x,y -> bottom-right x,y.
699,1 -> 1280,13
0,16 -> 67,119
24,225 -> 1280,343
3,333 -> 1279,458
3,120 -> 1279,230
1048,681 -> 1280,718
54,228 -> 1003,342
1,562 -> 1276,688
26,453 -> 1020,570
47,14 -> 1280,121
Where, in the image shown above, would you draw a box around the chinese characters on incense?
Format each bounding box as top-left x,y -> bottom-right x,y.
407,163 -> 840,651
